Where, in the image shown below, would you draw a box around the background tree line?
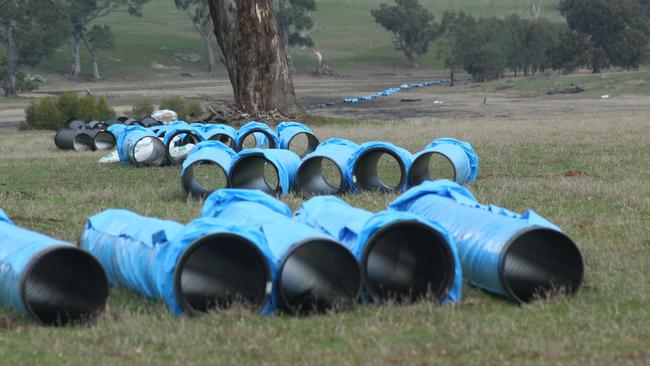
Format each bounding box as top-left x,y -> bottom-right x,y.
373,0 -> 650,82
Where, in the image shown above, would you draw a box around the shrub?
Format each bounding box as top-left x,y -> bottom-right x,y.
25,97 -> 65,130
186,100 -> 204,120
129,99 -> 154,119
25,93 -> 116,130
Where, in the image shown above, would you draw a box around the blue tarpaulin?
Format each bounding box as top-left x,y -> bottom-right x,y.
410,138 -> 479,186
230,148 -> 302,195
201,189 -> 361,313
0,209 -> 108,324
389,180 -> 584,303
81,209 -> 273,315
346,141 -> 413,192
294,196 -> 462,303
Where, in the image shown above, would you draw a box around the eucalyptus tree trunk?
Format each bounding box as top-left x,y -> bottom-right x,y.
208,0 -> 303,116
70,32 -> 83,77
3,22 -> 18,97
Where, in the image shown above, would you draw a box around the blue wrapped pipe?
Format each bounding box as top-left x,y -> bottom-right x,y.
0,209 -> 108,325
294,196 -> 462,304
80,209 -> 273,315
236,121 -> 279,151
161,125 -> 204,165
389,180 -> 584,303
409,138 -> 479,186
116,125 -> 166,166
180,141 -> 237,198
296,138 -> 359,196
202,190 -> 361,314
151,121 -> 190,138
346,141 -> 413,193
200,124 -> 238,148
276,121 -> 319,157
229,148 -> 301,196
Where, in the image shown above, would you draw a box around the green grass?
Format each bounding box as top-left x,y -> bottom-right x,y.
471,69 -> 650,97
0,111 -> 649,364
8,0 -> 562,81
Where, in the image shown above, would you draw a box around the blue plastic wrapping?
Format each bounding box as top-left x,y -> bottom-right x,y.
180,141 -> 237,196
81,209 -> 273,315
275,121 -> 319,155
230,148 -> 302,196
297,138 -> 359,194
346,141 -> 413,192
200,124 -> 238,145
236,121 -> 280,150
152,121 -> 191,138
343,80 -> 450,103
116,125 -> 166,165
201,189 -> 361,313
389,180 -> 584,303
294,196 -> 462,303
0,209 -> 108,324
182,141 -> 237,176
410,138 -> 479,186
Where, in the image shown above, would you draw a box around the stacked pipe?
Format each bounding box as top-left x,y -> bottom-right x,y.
0,209 -> 109,325
389,180 -> 584,303
54,118 -> 116,151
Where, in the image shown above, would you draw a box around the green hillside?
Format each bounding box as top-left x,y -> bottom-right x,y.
30,0 -> 562,80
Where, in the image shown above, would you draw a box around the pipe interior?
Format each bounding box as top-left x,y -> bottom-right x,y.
167,131 -> 201,163
133,137 -> 166,166
207,133 -> 235,148
296,157 -> 343,196
502,228 -> 584,303
23,247 -> 108,326
94,131 -> 116,150
229,155 -> 280,194
73,133 -> 95,151
175,234 -> 270,314
287,133 -> 319,158
239,129 -> 276,150
409,152 -> 456,186
354,148 -> 405,192
182,161 -> 229,198
363,221 -> 454,303
279,240 -> 360,314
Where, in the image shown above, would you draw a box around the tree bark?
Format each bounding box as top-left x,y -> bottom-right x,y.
90,50 -> 101,80
208,0 -> 303,116
204,36 -> 217,75
70,32 -> 83,78
3,22 -> 18,97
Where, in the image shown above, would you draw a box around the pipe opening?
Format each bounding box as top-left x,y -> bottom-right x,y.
207,133 -> 236,148
166,130 -> 201,165
296,157 -> 344,196
502,228 -> 584,303
287,133 -> 319,158
409,152 -> 456,186
229,155 -> 280,194
362,221 -> 454,303
93,131 -> 116,150
132,136 -> 166,166
175,234 -> 271,314
22,247 -> 108,326
353,148 -> 406,192
278,240 -> 360,314
73,133 -> 95,151
181,161 -> 229,198
238,129 -> 276,151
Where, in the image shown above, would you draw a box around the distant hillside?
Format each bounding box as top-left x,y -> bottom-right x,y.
32,0 -> 561,80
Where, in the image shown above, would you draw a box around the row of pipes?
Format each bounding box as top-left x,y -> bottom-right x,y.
181,135 -> 478,198
0,182 -> 584,325
343,79 -> 450,104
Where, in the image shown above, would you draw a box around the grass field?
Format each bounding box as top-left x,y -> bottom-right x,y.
17,0 -> 563,82
1,111 -> 649,364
